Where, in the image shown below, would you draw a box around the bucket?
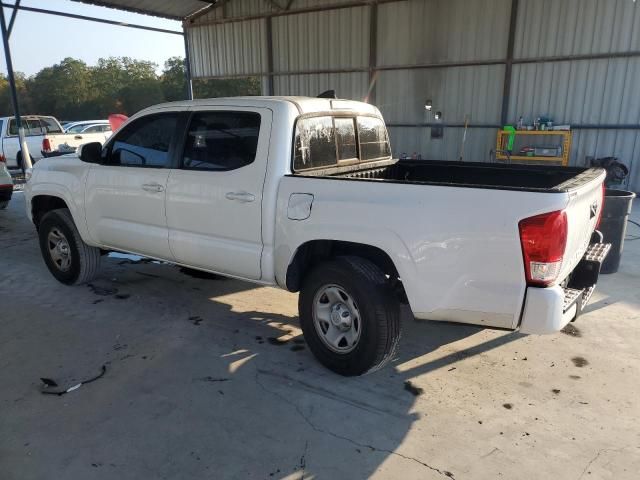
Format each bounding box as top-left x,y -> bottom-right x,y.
599,189 -> 636,274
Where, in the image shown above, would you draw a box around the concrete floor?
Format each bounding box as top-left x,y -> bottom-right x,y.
1,191 -> 639,480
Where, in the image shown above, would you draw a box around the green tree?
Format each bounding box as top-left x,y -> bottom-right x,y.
119,78 -> 165,114
161,56 -> 188,102
0,56 -> 263,120
28,58 -> 91,119
194,77 -> 261,98
89,57 -> 161,116
0,71 -> 34,117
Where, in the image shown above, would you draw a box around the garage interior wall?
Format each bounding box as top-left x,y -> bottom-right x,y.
185,0 -> 640,192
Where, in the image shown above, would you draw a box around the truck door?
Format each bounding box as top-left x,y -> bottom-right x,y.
165,107 -> 272,280
84,111 -> 179,260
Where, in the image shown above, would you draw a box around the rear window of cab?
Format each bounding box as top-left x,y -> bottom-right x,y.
293,115 -> 391,172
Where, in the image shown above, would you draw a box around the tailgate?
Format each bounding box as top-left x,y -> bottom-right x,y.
48,133 -> 82,153
559,169 -> 606,282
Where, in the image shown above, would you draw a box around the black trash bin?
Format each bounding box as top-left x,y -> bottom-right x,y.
599,189 -> 636,274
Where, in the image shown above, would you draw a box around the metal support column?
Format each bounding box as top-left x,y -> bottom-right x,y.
0,3 -> 31,171
265,16 -> 275,95
7,0 -> 20,35
500,0 -> 519,126
183,29 -> 194,100
366,2 -> 378,105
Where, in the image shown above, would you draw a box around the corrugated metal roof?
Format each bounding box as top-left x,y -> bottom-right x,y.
70,0 -> 214,20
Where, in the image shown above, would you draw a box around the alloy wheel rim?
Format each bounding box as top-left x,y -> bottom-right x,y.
47,228 -> 72,272
312,284 -> 361,354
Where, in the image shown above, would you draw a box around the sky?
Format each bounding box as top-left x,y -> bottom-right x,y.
0,0 -> 185,76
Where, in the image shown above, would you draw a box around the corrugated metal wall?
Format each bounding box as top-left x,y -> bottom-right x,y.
511,0 -> 640,190
186,0 -> 640,191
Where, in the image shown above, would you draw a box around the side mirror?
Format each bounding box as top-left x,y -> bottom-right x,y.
78,142 -> 103,164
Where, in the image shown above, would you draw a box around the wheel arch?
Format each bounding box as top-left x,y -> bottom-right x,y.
284,239 -> 407,302
31,195 -> 70,227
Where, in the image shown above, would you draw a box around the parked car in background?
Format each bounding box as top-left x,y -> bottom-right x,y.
0,115 -> 65,169
63,122 -> 112,143
0,157 -> 13,209
0,115 -> 112,169
24,97 -> 610,376
64,120 -> 109,133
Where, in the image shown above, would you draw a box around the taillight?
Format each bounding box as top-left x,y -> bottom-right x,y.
42,138 -> 52,152
596,183 -> 605,229
519,210 -> 568,287
0,154 -> 5,163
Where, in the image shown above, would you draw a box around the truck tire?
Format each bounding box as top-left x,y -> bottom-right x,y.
299,256 -> 401,376
38,208 -> 101,285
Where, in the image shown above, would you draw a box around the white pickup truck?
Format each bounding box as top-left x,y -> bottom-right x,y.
0,115 -> 109,169
24,97 -> 609,376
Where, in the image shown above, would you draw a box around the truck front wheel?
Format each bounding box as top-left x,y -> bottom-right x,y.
38,208 -> 101,285
299,256 -> 401,376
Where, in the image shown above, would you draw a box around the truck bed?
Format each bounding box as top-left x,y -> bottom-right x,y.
299,159 -> 603,193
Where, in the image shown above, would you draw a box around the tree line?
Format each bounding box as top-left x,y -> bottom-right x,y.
0,56 -> 260,121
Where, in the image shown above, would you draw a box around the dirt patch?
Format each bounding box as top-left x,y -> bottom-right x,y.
551,389 -> 561,395
561,324 -> 582,337
569,375 -> 581,380
571,356 -> 589,368
503,403 -> 513,410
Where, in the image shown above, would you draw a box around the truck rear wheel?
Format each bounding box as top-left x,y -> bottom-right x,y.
299,256 -> 401,376
38,208 -> 101,285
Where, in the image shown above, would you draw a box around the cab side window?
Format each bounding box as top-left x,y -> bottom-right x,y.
293,116 -> 336,171
109,113 -> 178,168
182,111 -> 261,171
8,118 -> 44,136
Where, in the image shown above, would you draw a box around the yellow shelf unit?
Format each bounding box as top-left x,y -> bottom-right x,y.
496,130 -> 572,166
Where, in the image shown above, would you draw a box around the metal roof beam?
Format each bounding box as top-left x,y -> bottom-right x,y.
7,0 -> 20,36
0,2 -> 183,35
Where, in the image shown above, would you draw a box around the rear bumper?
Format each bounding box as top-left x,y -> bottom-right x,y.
519,241 -> 611,334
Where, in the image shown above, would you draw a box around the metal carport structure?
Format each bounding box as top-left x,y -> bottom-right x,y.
0,0 -> 218,170
1,0 -> 639,191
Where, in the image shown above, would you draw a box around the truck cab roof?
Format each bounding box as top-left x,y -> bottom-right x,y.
136,96 -> 381,117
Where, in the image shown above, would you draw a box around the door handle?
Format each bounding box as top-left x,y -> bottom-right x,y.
75,135 -> 83,140
142,183 -> 165,193
225,191 -> 255,203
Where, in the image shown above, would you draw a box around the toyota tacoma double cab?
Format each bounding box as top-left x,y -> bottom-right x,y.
24,97 -> 609,376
